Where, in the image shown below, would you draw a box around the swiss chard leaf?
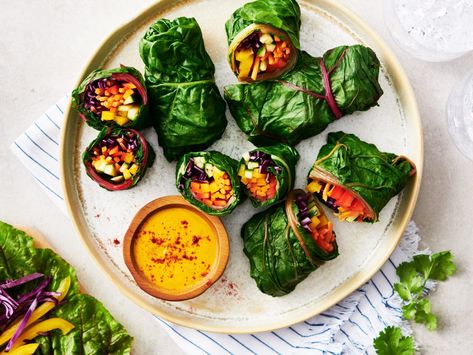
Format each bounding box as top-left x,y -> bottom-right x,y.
140,17 -> 227,161
224,46 -> 383,146
0,221 -> 133,353
309,131 -> 415,220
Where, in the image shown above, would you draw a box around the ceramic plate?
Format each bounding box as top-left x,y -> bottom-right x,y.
61,0 -> 423,333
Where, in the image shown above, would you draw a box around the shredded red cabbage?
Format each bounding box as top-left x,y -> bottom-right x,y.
248,150 -> 282,183
295,192 -> 314,233
0,273 -> 61,351
178,158 -> 210,191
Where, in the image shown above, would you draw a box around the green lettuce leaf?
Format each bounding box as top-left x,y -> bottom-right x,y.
224,46 -> 383,146
0,221 -> 133,354
139,17 -> 227,161
309,131 -> 415,220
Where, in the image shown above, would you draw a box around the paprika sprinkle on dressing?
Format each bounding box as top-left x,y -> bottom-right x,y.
132,207 -> 218,291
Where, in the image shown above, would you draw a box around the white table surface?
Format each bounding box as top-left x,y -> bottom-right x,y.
1,0 -> 472,353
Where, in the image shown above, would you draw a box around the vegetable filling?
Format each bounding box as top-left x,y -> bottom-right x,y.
89,132 -> 141,184
83,78 -> 142,126
307,179 -> 373,222
295,192 -> 335,253
238,151 -> 280,201
179,158 -> 234,209
235,31 -> 291,80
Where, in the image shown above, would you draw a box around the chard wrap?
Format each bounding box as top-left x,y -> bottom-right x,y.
139,17 -> 227,161
176,151 -> 242,216
308,132 -> 416,222
238,144 -> 299,208
224,45 -> 384,146
225,0 -> 301,82
72,66 -> 150,130
242,190 -> 338,297
82,127 -> 155,191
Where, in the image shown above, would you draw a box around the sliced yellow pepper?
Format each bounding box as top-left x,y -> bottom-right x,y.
0,277 -> 71,346
7,318 -> 75,351
2,343 -> 39,355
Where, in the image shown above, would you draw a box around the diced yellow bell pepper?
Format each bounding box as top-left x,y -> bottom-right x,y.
209,182 -> 219,193
123,169 -> 132,180
128,164 -> 139,175
322,183 -> 331,201
8,318 -> 74,351
307,181 -> 322,193
238,164 -> 246,177
114,115 -> 129,126
235,49 -> 254,79
101,111 -> 115,121
3,343 -> 39,355
0,277 -> 70,347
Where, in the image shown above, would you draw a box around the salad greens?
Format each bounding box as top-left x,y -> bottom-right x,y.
394,251 -> 456,330
139,17 -> 227,161
0,221 -> 133,354
373,326 -> 415,355
224,46 -> 383,146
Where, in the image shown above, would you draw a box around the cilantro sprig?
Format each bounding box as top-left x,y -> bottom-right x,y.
393,251 -> 456,330
374,326 -> 415,355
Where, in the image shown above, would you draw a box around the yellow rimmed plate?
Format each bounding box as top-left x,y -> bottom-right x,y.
60,0 -> 422,333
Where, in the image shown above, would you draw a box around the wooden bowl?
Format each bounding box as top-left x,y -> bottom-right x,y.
123,196 -> 229,301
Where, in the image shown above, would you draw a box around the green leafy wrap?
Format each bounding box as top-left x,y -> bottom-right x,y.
238,144 -> 299,208
224,45 -> 384,146
225,0 -> 301,82
242,190 -> 338,297
71,66 -> 150,130
82,127 -> 155,191
176,151 -> 242,216
307,132 -> 416,222
139,17 -> 227,161
0,221 -> 133,354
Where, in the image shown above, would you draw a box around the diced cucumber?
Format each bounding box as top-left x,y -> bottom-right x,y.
242,152 -> 250,162
259,60 -> 267,72
194,157 -> 206,169
247,161 -> 259,170
104,164 -> 118,177
257,46 -> 266,57
244,170 -> 253,179
127,105 -> 140,121
123,95 -> 135,105
308,206 -> 320,218
95,160 -> 108,173
117,105 -> 132,112
266,43 -> 276,52
259,33 -> 273,44
119,163 -> 129,173
205,163 -> 214,178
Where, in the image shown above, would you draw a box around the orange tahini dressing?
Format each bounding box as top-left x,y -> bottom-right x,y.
133,207 -> 217,291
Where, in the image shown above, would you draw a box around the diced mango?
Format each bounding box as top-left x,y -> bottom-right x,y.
123,169 -> 132,180
238,164 -> 246,177
101,111 -> 115,121
200,183 -> 210,193
209,182 -> 219,193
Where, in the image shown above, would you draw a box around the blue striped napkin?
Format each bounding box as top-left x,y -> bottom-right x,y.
11,97 -> 421,354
